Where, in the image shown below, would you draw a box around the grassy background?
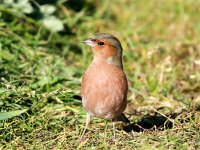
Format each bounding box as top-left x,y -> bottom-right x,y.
0,0 -> 200,149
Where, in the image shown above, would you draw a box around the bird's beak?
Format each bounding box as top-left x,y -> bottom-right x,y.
82,38 -> 95,47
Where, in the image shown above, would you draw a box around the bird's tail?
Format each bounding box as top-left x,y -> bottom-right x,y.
113,113 -> 130,123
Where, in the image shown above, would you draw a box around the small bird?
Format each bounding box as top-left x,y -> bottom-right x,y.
80,33 -> 129,141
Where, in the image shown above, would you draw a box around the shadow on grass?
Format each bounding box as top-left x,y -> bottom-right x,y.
123,112 -> 179,132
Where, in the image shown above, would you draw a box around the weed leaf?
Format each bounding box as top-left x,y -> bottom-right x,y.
0,109 -> 28,120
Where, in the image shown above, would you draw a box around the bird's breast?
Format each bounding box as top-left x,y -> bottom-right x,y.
81,62 -> 128,119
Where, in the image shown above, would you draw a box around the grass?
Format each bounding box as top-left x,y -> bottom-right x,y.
0,0 -> 200,149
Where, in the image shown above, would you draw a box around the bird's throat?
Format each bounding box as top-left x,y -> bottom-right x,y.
93,55 -> 123,68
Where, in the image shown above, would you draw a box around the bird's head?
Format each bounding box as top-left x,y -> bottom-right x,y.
83,33 -> 123,67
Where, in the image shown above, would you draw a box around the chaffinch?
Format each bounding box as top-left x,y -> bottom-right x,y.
80,33 -> 129,141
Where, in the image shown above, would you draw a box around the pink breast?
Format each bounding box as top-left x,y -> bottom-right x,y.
81,62 -> 128,119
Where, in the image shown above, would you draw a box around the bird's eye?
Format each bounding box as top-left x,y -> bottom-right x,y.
98,42 -> 104,46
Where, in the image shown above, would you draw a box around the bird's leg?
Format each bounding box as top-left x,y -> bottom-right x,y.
79,113 -> 91,142
112,119 -> 116,140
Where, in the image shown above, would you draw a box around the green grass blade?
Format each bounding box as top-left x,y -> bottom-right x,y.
0,109 -> 28,120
